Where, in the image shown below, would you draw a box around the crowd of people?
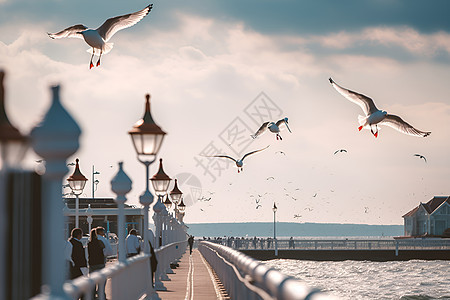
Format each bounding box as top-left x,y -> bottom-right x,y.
204,236 -> 297,249
65,227 -> 158,299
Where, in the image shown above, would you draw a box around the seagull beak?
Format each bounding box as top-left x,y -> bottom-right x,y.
285,122 -> 292,133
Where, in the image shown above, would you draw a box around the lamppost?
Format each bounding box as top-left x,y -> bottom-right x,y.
272,202 -> 278,256
150,158 -> 172,247
129,94 -> 166,254
85,204 -> 93,233
177,198 -> 186,223
92,166 -> 100,200
169,179 -> 183,221
67,158 -> 88,228
0,70 -> 28,300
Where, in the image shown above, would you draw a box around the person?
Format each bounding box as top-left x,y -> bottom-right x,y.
188,235 -> 194,255
289,236 -> 295,249
87,228 -> 105,299
69,228 -> 87,279
96,227 -> 114,259
148,230 -> 158,288
126,229 -> 140,258
64,239 -> 74,279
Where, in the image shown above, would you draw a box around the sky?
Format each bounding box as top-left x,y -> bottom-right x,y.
1,0 -> 450,226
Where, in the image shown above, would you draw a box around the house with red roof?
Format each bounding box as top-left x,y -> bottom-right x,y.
402,196 -> 450,237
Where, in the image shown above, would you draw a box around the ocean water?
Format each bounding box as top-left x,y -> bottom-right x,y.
263,259 -> 450,300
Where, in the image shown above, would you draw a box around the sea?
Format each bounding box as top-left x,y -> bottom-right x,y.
263,259 -> 450,300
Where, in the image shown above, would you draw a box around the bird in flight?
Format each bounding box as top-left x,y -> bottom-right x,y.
48,4 -> 153,69
334,149 -> 347,155
312,193 -> 317,197
275,151 -> 286,155
266,176 -> 275,180
202,145 -> 269,173
294,214 -> 302,218
329,78 -> 431,138
414,154 -> 427,163
256,204 -> 262,209
251,117 -> 292,140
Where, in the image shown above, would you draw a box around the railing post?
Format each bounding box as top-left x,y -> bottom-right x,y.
395,240 -> 399,256
31,85 -> 80,299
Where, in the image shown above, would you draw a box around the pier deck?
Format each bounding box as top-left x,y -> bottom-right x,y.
158,249 -> 227,300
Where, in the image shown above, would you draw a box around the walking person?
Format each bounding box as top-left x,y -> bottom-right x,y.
126,229 -> 140,258
69,228 -> 87,279
95,227 -> 113,299
87,228 -> 105,299
188,235 -> 194,255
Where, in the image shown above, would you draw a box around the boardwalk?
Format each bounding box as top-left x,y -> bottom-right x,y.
159,249 -> 227,300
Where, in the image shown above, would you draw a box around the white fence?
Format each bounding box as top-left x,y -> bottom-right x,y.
198,241 -> 336,300
207,238 -> 450,251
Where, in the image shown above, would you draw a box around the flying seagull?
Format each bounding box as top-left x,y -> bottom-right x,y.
334,149 -> 347,155
414,154 -> 427,163
48,4 -> 153,69
329,78 -> 431,138
251,117 -> 291,140
202,145 -> 269,173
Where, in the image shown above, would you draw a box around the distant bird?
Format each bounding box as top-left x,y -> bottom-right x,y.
67,162 -> 75,166
304,207 -> 313,211
312,193 -> 317,197
334,149 -> 347,155
413,154 -> 427,163
256,204 -> 262,209
203,146 -> 269,173
48,4 -> 153,69
251,117 -> 292,140
329,78 -> 431,138
198,196 -> 211,202
291,196 -> 298,201
294,214 -> 302,218
255,198 -> 260,204
364,207 -> 369,214
275,151 -> 286,155
266,176 -> 275,180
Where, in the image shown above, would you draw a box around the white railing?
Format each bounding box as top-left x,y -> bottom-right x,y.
154,240 -> 187,291
207,238 -> 450,251
198,241 -> 336,300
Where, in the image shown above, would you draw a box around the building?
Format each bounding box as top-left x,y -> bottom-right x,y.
63,197 -> 144,237
402,196 -> 450,237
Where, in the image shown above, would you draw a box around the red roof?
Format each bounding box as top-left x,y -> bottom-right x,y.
402,196 -> 450,217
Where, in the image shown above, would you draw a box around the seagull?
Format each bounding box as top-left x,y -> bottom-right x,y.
202,145 -> 269,173
256,204 -> 262,209
48,4 -> 153,69
294,214 -> 302,218
329,78 -> 431,138
266,176 -> 275,180
251,117 -> 291,140
312,193 -> 317,197
334,149 -> 347,155
255,198 -> 260,204
414,154 -> 427,163
275,151 -> 286,155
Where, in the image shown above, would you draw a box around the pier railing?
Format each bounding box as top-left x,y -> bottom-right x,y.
198,241 -> 336,300
207,238 -> 450,251
32,239 -> 187,300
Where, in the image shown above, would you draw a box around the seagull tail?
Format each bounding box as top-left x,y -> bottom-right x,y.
357,115 -> 372,130
86,43 -> 114,55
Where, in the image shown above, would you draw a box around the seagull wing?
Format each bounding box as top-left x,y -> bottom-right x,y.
276,118 -> 292,133
251,122 -> 269,139
329,78 -> 379,116
380,114 -> 431,137
204,155 -> 237,163
48,24 -> 88,39
242,145 -> 270,161
97,4 -> 153,42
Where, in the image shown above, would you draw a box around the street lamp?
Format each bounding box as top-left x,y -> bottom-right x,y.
169,179 -> 183,221
92,166 -> 100,200
177,198 -> 186,223
163,195 -> 172,210
85,204 -> 93,233
0,70 -> 28,170
129,94 -> 166,253
67,158 -> 88,228
272,202 -> 278,256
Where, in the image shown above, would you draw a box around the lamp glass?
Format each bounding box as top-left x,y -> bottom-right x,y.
69,179 -> 87,195
178,200 -> 186,213
163,196 -> 172,210
130,132 -> 165,156
151,178 -> 171,196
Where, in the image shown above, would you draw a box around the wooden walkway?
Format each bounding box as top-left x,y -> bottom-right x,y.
158,249 -> 228,300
